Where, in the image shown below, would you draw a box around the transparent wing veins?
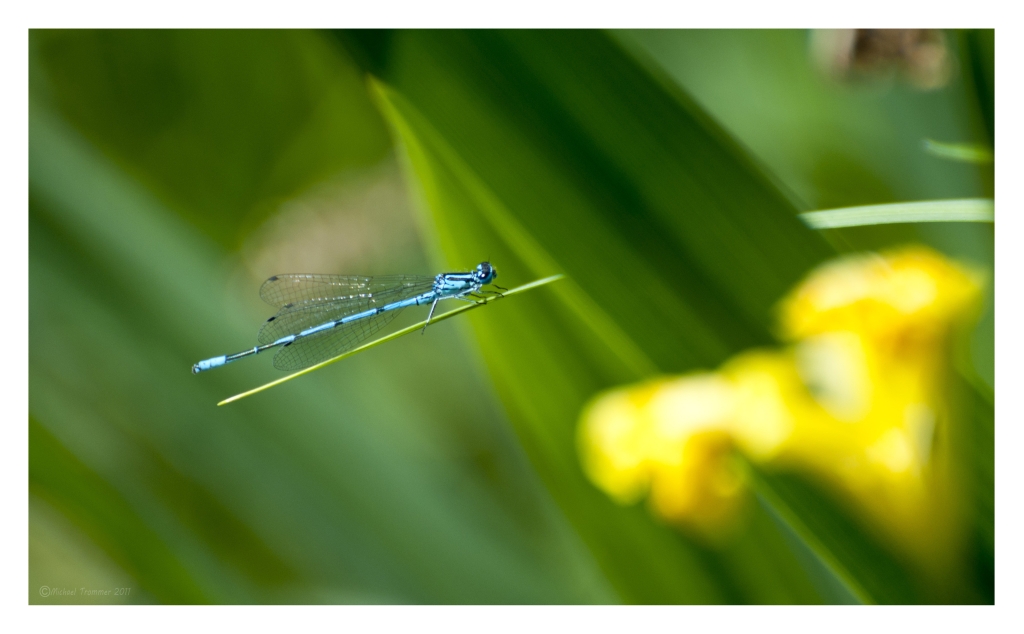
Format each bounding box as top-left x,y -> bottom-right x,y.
271,308 -> 406,371
259,274 -> 435,308
257,277 -> 436,345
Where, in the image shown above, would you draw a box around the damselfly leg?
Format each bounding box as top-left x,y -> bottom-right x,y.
422,296 -> 440,334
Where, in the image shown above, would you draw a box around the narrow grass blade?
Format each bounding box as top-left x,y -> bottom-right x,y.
217,275 -> 565,406
800,199 -> 994,229
747,469 -> 873,604
923,139 -> 994,164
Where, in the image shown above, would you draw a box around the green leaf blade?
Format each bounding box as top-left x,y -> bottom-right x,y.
359,29 -> 855,604
800,199 -> 995,229
923,140 -> 994,164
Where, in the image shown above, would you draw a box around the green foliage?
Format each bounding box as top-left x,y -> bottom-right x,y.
365,30 -> 840,604
800,198 -> 994,229
30,30 -> 611,604
923,140 -> 993,164
31,30 -> 391,246
361,30 -> 993,604
29,29 -> 994,604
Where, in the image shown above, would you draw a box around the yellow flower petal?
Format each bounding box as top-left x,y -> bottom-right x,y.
577,245 -> 982,565
578,374 -> 746,539
778,245 -> 983,348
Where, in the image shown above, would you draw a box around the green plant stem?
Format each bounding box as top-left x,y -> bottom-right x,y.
800,199 -> 994,229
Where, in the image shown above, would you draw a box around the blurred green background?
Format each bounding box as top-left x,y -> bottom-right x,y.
29,29 -> 993,604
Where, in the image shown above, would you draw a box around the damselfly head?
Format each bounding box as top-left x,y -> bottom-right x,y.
476,261 -> 497,284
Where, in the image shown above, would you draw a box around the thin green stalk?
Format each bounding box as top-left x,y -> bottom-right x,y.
800,199 -> 994,229
923,139 -> 994,164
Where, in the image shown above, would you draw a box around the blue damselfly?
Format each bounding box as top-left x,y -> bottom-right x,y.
193,262 -> 503,374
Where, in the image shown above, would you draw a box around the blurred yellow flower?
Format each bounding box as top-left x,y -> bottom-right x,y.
579,375 -> 745,541
578,246 -> 982,559
778,247 -> 983,352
